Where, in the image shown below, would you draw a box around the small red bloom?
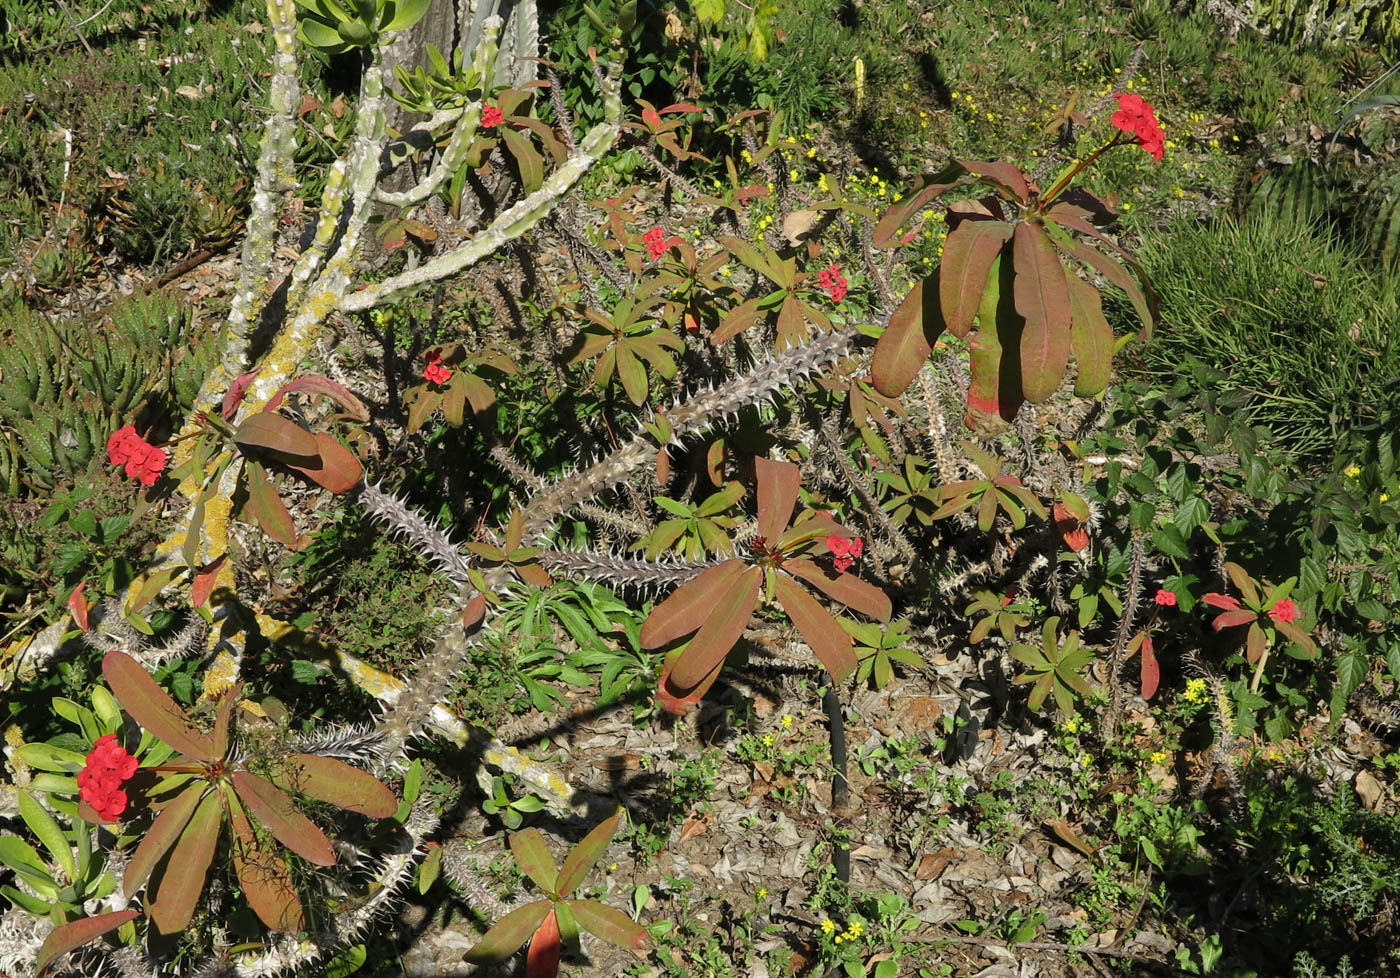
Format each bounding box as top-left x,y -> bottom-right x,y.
816,263 -> 848,302
423,350 -> 452,386
107,426 -> 166,485
1110,92 -> 1165,163
1269,599 -> 1299,624
827,534 -> 863,572
1154,588 -> 1177,607
80,733 -> 138,822
641,226 -> 680,260
106,425 -> 139,466
481,103 -> 504,128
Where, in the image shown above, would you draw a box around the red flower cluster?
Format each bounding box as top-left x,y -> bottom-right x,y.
1269,599 -> 1299,624
423,349 -> 452,386
817,263 -> 848,302
1154,588 -> 1177,607
826,534 -> 864,572
642,226 -> 680,260
1110,93 -> 1164,162
481,103 -> 504,128
78,733 -> 137,822
106,425 -> 167,486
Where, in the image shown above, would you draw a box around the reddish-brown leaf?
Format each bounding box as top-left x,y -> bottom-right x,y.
555,812 -> 620,899
872,273 -> 944,397
1046,220 -> 1156,338
939,220 -> 1012,338
212,684 -> 239,760
264,375 -> 369,421
123,784 -> 206,899
1013,221 -> 1072,403
149,789 -> 222,934
755,457 -> 801,543
270,754 -> 397,818
711,296 -> 765,344
657,646 -> 726,714
641,560 -> 748,649
282,432 -> 363,494
958,160 -> 1030,203
1212,609 -> 1259,631
774,574 -> 857,681
784,558 -> 892,622
1246,621 -> 1268,664
871,163 -> 967,248
191,554 -> 228,610
221,367 -> 261,420
1066,274 -> 1113,397
510,828 -> 559,895
35,910 -> 140,977
526,908 -> 562,978
68,582 -> 88,631
1275,620 -> 1318,656
225,784 -> 304,932
1202,593 -> 1243,611
464,899 -> 553,964
1052,500 -> 1090,553
1140,635 -> 1160,699
242,460 -> 303,548
103,651 -> 215,761
665,566 -> 762,692
231,771 -> 336,866
1225,562 -> 1260,605
567,899 -> 653,950
233,413 -> 319,461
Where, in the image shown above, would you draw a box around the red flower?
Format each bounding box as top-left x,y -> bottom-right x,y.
106,426 -> 166,485
816,263 -> 848,302
642,226 -> 680,260
1154,588 -> 1177,607
423,350 -> 452,386
1110,92 -> 1165,163
1269,599 -> 1299,624
481,104 -> 504,128
826,534 -> 863,572
78,733 -> 138,822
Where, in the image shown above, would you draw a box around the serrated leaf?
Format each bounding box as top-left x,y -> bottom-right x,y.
464,899 -> 552,963
231,771 -> 336,866
35,909 -> 139,977
149,789 -> 222,934
509,828 -> 559,895
555,812 -> 620,898
103,651 -> 214,761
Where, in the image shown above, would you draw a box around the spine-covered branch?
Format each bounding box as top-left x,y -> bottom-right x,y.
538,549 -> 717,588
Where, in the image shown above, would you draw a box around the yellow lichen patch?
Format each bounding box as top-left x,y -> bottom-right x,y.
482,743 -> 576,811
201,648 -> 242,699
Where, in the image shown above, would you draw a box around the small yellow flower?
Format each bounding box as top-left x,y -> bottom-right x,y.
922,209 -> 935,220
789,168 -> 800,182
741,149 -> 753,163
834,935 -> 844,944
1064,716 -> 1081,733
1080,753 -> 1092,766
807,147 -> 817,158
846,921 -> 863,937
1184,678 -> 1208,703
821,919 -> 836,934
1381,493 -> 1391,502
1150,751 -> 1168,765
1121,202 -> 1132,212
609,862 -> 619,871
781,714 -> 794,728
1346,465 -> 1362,477
818,174 -> 829,192
762,733 -> 775,747
951,92 -> 960,100
757,887 -> 769,899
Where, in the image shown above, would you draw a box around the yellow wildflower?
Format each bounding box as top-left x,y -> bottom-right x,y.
1184,678 -> 1208,703
1346,465 -> 1362,477
762,733 -> 775,746
781,714 -> 794,728
1150,751 -> 1168,765
757,887 -> 769,899
821,919 -> 836,934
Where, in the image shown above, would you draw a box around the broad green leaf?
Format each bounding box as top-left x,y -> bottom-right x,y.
149,789 -> 222,934
225,784 -> 305,932
940,220 -> 1012,338
2,883 -> 52,915
90,686 -> 122,735
270,754 -> 397,818
641,559 -> 747,649
231,771 -> 336,866
774,574 -> 857,681
556,812 -> 621,898
1012,221 -> 1071,403
501,128 -> 544,193
381,0 -> 430,31
509,828 -> 559,895
567,899 -> 653,950
965,257 -> 1012,423
464,899 -> 553,963
19,791 -> 74,883
102,651 -> 215,760
665,566 -> 763,692
14,743 -> 85,772
0,835 -> 53,886
1066,274 -> 1112,396
418,845 -> 443,895
615,342 -> 648,405
35,909 -> 139,978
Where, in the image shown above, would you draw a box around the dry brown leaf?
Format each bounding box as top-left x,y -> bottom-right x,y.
591,753 -> 644,772
1356,770 -> 1384,811
1045,819 -> 1095,857
915,846 -> 959,880
678,815 -> 710,843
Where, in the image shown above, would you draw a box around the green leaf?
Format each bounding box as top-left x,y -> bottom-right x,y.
270,754 -> 398,818
509,828 -> 559,895
567,899 -> 653,950
19,790 -> 75,883
381,0 -> 430,30
556,812 -> 620,898
1152,524 -> 1190,560
325,945 -> 368,978
418,846 -> 442,895
14,743 -> 85,773
243,460 -> 302,548
233,412 -> 319,461
1330,652 -> 1368,729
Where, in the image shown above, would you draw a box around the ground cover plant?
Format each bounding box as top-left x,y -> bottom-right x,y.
2,0 -> 1400,976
